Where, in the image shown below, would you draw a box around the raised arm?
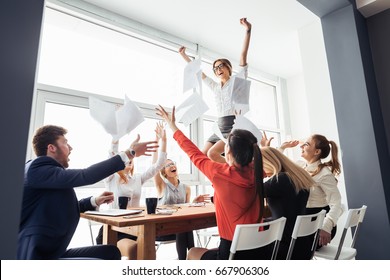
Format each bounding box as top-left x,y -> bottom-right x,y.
140,121 -> 167,185
152,122 -> 167,197
239,18 -> 252,66
179,46 -> 207,80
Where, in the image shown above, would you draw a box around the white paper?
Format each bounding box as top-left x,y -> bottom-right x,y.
175,92 -> 209,126
232,115 -> 262,143
231,76 -> 251,115
183,59 -> 202,93
89,97 -> 117,135
89,95 -> 144,140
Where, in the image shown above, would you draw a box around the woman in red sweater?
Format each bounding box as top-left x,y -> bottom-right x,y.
156,105 -> 265,260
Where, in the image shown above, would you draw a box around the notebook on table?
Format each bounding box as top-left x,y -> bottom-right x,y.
84,209 -> 143,216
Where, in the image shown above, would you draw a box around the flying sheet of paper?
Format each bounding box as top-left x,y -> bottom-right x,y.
231,76 -> 251,115
232,115 -> 262,143
89,95 -> 144,140
183,59 -> 202,93
175,92 -> 209,126
89,97 -> 117,135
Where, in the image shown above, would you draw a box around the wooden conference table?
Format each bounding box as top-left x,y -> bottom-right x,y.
80,203 -> 217,260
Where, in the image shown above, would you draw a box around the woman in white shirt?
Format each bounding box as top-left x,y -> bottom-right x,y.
96,122 -> 167,245
178,18 -> 252,163
261,133 -> 343,246
276,134 -> 343,247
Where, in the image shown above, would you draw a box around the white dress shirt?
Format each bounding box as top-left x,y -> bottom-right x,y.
297,160 -> 344,233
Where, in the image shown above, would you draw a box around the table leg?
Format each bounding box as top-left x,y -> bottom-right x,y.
103,224 -> 118,245
136,224 -> 156,260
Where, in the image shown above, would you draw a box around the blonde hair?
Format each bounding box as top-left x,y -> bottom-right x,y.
117,163 -> 134,184
261,146 -> 314,193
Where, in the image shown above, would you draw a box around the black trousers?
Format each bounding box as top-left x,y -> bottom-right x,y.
60,245 -> 121,260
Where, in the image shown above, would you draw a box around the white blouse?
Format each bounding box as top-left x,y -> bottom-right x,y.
203,65 -> 248,117
297,160 -> 344,234
104,142 -> 167,208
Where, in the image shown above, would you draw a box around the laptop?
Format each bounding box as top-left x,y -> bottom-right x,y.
84,209 -> 143,216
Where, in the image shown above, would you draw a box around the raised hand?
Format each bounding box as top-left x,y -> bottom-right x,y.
260,131 -> 274,147
155,121 -> 166,141
240,18 -> 251,32
129,134 -> 159,157
178,46 -> 191,63
280,140 -> 300,150
156,105 -> 179,132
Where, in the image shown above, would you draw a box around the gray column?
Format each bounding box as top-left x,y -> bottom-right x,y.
0,0 -> 44,259
298,0 -> 390,259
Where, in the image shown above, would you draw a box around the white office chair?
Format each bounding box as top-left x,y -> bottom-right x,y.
229,217 -> 287,260
88,219 -> 103,245
155,240 -> 176,251
314,205 -> 367,260
286,210 -> 326,260
196,227 -> 220,248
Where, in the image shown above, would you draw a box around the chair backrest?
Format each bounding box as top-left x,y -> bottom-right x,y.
286,210 -> 326,260
334,205 -> 367,259
229,217 -> 287,260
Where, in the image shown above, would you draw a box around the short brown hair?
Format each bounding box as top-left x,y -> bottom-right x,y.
33,125 -> 67,156
213,59 -> 232,76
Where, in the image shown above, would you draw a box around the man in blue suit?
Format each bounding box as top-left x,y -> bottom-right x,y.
17,125 -> 158,259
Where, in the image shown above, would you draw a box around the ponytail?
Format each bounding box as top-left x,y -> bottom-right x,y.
253,143 -> 265,222
311,135 -> 341,177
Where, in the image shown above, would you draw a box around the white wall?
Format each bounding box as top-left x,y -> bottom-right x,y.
286,19 -> 350,245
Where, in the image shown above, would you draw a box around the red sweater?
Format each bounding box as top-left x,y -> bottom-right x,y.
173,130 -> 260,241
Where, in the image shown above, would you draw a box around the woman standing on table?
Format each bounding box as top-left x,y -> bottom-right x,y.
178,18 -> 252,163
156,105 -> 265,260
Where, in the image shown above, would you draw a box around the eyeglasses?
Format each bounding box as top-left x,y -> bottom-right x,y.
164,161 -> 176,168
213,63 -> 225,72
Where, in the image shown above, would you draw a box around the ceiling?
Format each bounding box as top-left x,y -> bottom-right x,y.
79,0 -> 319,79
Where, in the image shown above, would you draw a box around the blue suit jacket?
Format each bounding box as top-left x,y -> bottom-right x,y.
17,155 -> 125,259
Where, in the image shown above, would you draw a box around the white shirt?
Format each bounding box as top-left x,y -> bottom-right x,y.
203,65 -> 248,117
104,143 -> 167,208
297,160 -> 344,233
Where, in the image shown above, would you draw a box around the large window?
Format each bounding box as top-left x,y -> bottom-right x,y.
34,6 -> 284,188
34,87 -> 194,184
32,5 -> 285,247
38,7 -> 185,105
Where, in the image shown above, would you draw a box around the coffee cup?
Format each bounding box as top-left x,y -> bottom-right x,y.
118,196 -> 131,209
145,197 -> 158,214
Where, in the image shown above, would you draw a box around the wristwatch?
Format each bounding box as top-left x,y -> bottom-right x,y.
125,149 -> 136,159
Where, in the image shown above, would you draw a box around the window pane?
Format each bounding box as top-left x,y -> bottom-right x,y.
245,81 -> 278,129
201,61 -> 218,116
43,102 -> 192,176
38,8 -> 184,105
